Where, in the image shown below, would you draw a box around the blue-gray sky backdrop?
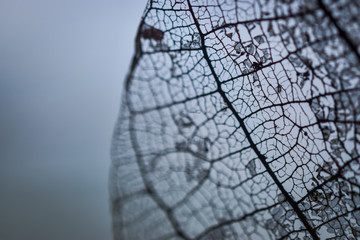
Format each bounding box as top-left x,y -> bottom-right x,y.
0,1 -> 147,239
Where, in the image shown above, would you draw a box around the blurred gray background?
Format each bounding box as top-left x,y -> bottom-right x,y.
0,0 -> 147,239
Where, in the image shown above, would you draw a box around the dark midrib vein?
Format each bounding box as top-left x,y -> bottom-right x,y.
186,1 -> 320,239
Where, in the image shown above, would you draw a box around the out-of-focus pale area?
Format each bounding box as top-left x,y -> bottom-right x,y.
0,0 -> 147,239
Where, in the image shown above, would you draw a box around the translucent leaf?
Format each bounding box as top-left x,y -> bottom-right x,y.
111,1 -> 360,239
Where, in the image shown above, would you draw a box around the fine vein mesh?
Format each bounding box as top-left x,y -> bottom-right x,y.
110,0 -> 360,239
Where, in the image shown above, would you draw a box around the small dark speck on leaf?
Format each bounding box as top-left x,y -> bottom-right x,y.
252,62 -> 262,71
141,25 -> 164,41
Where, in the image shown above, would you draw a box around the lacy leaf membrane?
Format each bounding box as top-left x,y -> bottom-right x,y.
111,1 -> 360,239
